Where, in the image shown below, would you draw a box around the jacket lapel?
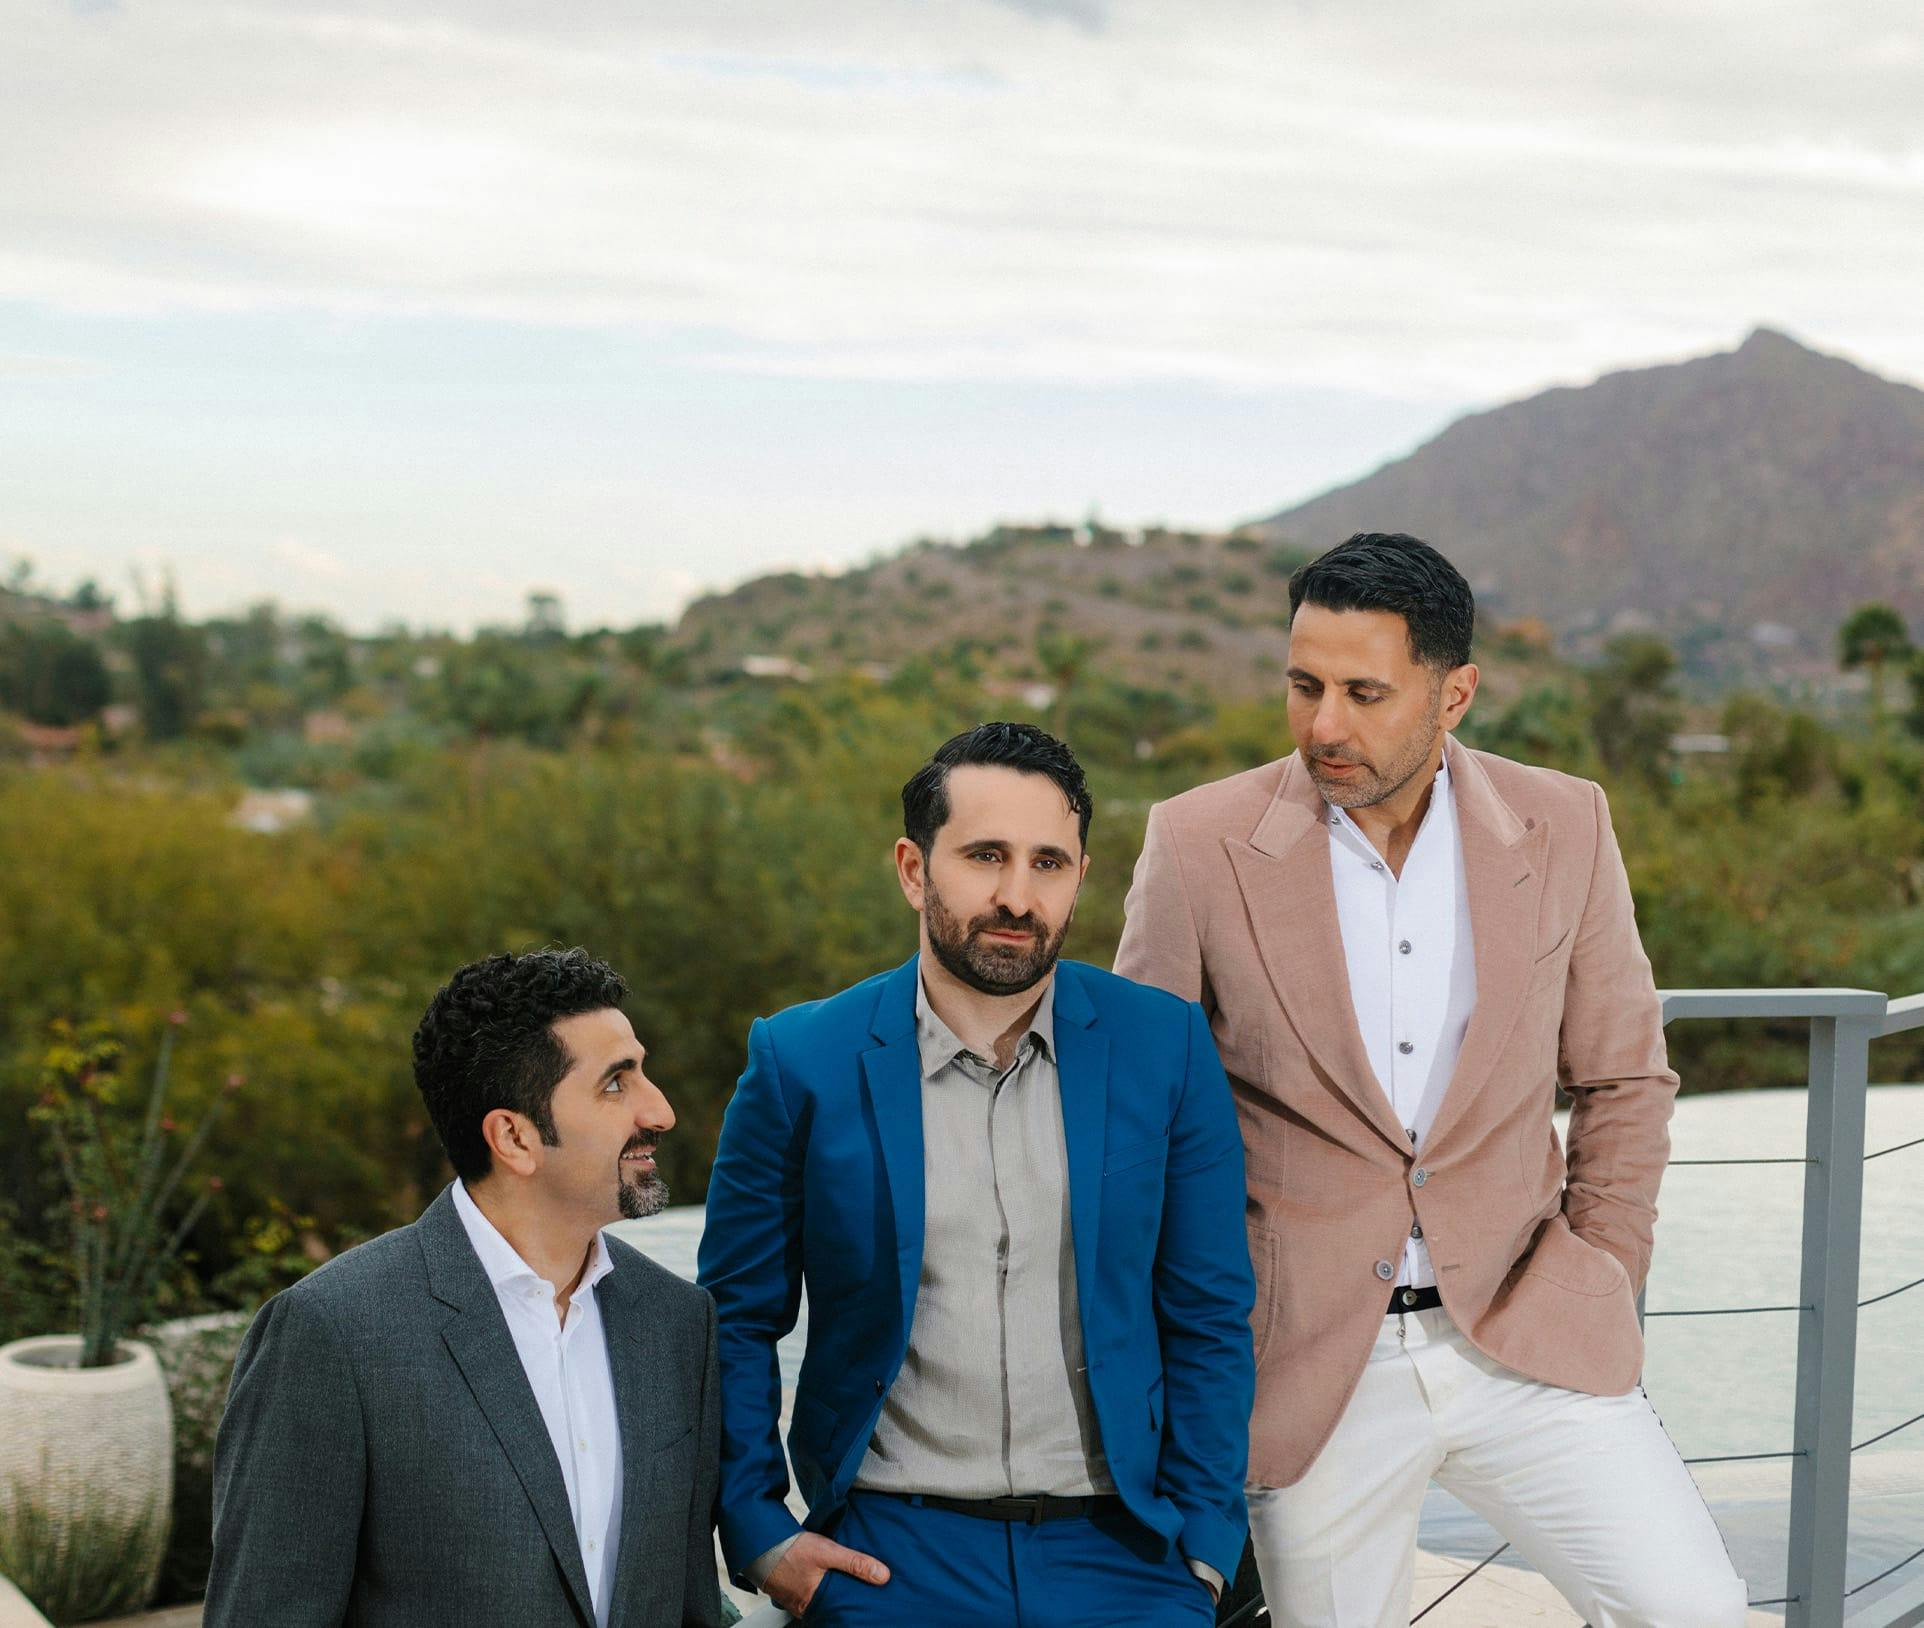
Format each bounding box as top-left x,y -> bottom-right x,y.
860,957 -> 928,1342
1423,741 -> 1551,1148
1049,964 -> 1109,1323
599,1264 -> 652,1628
419,1189 -> 595,1627
1227,753 -> 1410,1154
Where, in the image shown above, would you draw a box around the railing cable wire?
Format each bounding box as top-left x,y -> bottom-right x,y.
1854,1411 -> 1924,1454
1859,1273 -> 1924,1309
1865,1133 -> 1924,1162
1845,1544 -> 1924,1598
1410,1544 -> 1509,1622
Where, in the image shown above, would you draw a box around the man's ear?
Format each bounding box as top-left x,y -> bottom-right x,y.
1441,662 -> 1480,730
894,836 -> 928,911
480,1107 -> 542,1178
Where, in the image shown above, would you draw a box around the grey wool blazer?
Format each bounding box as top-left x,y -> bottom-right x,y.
204,1185 -> 725,1628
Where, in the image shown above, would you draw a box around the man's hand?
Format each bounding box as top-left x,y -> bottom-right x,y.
762,1531 -> 890,1617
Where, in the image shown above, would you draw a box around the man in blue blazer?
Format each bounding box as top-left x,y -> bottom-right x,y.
699,722 -> 1255,1628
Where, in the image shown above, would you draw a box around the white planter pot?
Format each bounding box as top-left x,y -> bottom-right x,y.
0,1336 -> 173,1621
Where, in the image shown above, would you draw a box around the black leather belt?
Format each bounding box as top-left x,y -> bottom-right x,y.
874,1491 -> 1127,1525
1387,1284 -> 1442,1315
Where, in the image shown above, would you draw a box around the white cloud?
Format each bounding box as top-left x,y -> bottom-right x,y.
2,0 -> 1919,400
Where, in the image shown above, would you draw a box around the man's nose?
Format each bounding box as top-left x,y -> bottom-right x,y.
993,865 -> 1034,916
634,1074 -> 675,1133
1310,697 -> 1348,745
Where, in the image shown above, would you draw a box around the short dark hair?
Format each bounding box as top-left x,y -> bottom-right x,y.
412,948 -> 629,1183
1288,532 -> 1474,670
902,721 -> 1093,854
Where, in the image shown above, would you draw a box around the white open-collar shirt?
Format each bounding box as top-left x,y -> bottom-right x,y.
1323,758 -> 1478,1289
452,1180 -> 623,1627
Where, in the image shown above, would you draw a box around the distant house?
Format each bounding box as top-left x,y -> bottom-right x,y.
229,789 -> 315,834
736,655 -> 814,682
303,710 -> 354,745
14,721 -> 83,762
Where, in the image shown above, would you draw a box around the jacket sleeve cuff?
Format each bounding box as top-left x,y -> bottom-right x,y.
1187,1557 -> 1224,1599
745,1534 -> 801,1592
720,1500 -> 805,1588
1179,1504 -> 1247,1588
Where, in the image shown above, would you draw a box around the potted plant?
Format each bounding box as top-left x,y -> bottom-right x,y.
0,1014 -> 234,1623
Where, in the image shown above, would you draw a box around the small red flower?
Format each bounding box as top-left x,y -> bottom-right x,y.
168,1010 -> 188,1026
160,1116 -> 178,1134
207,1177 -> 226,1193
224,1074 -> 244,1093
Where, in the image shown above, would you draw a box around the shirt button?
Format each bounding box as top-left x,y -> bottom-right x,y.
1411,1220 -> 1424,1239
1398,1040 -> 1414,1055
1374,1259 -> 1395,1281
1370,860 -> 1386,873
577,1438 -> 588,1450
1413,1167 -> 1429,1187
1399,940 -> 1412,955
874,1378 -> 885,1395
587,1540 -> 597,1552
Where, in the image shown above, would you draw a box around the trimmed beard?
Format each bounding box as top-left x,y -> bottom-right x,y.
922,872 -> 1074,997
618,1167 -> 670,1220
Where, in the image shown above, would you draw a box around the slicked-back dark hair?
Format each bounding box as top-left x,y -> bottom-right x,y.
902,721 -> 1093,855
412,948 -> 629,1183
1288,532 -> 1475,671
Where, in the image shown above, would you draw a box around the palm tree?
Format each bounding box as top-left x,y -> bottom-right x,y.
1838,603 -> 1914,727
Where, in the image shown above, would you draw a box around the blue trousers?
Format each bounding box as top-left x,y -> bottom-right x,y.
804,1491 -> 1217,1628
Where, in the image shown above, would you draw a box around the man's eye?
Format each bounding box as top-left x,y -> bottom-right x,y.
603,1077 -> 626,1093
1352,692 -> 1382,705
1034,858 -> 1060,872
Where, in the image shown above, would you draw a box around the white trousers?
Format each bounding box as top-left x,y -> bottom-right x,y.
1248,1307 -> 1749,1628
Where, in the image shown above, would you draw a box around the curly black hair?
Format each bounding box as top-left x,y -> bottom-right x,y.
901,721 -> 1094,855
411,948 -> 630,1183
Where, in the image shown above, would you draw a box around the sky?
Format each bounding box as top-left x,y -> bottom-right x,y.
3,0 -> 1921,632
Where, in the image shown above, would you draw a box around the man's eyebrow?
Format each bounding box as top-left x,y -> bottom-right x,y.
600,1056 -> 639,1082
953,837 -> 1077,863
1286,666 -> 1394,690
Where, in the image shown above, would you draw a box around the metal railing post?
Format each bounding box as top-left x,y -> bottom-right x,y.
1786,1010 -> 1877,1628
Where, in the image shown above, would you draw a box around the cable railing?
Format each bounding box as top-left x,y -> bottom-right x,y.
1394,989 -> 1923,1628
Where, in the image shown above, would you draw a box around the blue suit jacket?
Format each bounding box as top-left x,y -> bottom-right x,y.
698,955 -> 1256,1584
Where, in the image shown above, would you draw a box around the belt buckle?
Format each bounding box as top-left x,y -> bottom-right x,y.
1021,1495 -> 1047,1525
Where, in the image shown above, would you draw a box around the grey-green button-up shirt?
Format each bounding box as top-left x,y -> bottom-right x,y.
853,972 -> 1113,1498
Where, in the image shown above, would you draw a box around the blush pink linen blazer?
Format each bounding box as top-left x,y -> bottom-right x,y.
1114,737 -> 1677,1490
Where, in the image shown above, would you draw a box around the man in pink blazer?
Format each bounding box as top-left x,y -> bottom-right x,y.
1115,533 -> 1748,1628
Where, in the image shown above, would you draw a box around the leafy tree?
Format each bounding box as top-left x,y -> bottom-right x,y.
1838,602 -> 1913,725
0,622 -> 111,725
1723,692 -> 1833,808
1471,685 -> 1596,775
1035,632 -> 1103,738
122,613 -> 210,740
1584,635 -> 1682,790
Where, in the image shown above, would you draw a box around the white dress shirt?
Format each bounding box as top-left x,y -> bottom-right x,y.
1324,760 -> 1477,1289
452,1181 -> 624,1627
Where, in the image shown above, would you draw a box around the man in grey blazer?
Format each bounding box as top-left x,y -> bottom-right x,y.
205,947 -> 725,1628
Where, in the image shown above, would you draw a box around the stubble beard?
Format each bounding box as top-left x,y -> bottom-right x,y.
1309,691 -> 1445,810
617,1168 -> 670,1220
